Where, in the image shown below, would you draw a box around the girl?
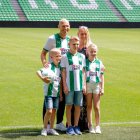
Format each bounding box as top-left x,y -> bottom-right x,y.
86,43 -> 105,134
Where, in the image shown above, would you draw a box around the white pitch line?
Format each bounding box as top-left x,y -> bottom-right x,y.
0,131 -> 39,137
0,122 -> 140,129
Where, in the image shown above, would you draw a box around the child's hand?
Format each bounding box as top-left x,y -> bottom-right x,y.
99,88 -> 104,96
43,77 -> 51,83
82,86 -> 87,95
63,85 -> 69,95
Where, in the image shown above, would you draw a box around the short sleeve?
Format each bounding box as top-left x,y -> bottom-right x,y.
44,35 -> 56,51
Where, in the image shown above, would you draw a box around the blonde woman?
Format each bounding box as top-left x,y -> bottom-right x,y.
78,26 -> 92,57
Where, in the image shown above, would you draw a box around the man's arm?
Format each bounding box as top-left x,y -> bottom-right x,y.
40,49 -> 49,68
41,35 -> 55,67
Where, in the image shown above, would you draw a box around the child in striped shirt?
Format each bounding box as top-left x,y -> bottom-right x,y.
61,36 -> 86,135
37,48 -> 62,136
86,43 -> 105,134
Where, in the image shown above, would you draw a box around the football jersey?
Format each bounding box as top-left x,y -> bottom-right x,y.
42,63 -> 61,97
86,58 -> 104,83
43,33 -> 70,62
61,52 -> 86,91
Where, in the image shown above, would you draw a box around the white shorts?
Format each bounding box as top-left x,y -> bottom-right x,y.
86,82 -> 100,94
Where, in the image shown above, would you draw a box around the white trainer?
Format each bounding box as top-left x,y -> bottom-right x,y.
95,126 -> 101,134
56,123 -> 67,131
41,128 -> 47,136
48,129 -> 59,136
89,126 -> 95,134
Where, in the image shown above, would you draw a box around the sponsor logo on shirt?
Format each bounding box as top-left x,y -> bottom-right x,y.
72,65 -> 80,70
89,71 -> 97,76
60,48 -> 69,55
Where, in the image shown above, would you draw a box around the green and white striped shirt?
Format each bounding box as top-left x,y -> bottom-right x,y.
43,63 -> 61,97
61,52 -> 86,91
44,33 -> 70,62
86,58 -> 104,83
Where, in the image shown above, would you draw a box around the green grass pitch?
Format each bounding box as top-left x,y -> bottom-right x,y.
0,28 -> 140,140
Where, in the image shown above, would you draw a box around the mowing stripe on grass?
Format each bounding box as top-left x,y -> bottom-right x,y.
102,121 -> 140,125
0,125 -> 42,129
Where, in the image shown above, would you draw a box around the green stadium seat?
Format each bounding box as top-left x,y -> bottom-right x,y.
1,0 -> 139,22
0,0 -> 19,21
18,0 -> 119,22
111,0 -> 140,22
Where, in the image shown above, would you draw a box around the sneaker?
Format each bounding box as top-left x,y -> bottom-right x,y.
56,123 -> 67,131
66,126 -> 77,135
74,126 -> 82,135
95,126 -> 101,134
89,126 -> 95,134
41,128 -> 47,136
48,129 -> 59,136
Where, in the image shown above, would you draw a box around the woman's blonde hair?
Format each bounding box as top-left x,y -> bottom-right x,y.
78,26 -> 91,47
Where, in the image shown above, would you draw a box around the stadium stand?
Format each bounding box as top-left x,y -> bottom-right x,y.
18,0 -> 119,22
0,0 -> 140,22
111,0 -> 140,22
0,0 -> 19,21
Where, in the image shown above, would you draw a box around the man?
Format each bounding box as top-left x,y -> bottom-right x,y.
40,18 -> 70,131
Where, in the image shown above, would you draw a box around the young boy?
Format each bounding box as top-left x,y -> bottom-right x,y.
86,43 -> 105,134
60,36 -> 86,135
37,48 -> 62,136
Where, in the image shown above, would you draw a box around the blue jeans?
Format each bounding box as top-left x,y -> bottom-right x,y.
44,96 -> 59,109
65,91 -> 83,106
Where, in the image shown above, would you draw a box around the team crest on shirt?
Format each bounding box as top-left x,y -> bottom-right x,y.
90,65 -> 95,71
90,63 -> 99,70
